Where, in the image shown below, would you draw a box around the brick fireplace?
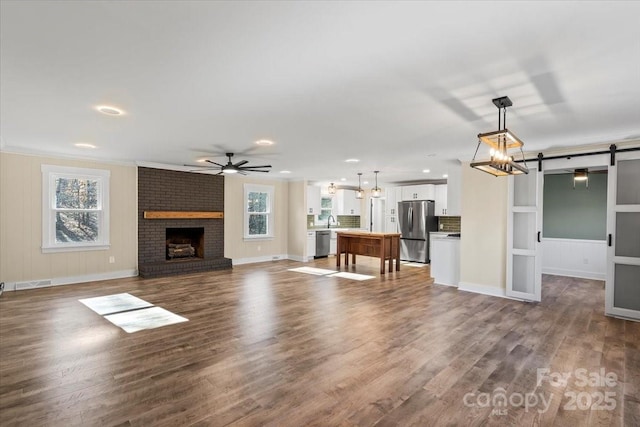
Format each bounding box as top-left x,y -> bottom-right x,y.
138,167 -> 232,278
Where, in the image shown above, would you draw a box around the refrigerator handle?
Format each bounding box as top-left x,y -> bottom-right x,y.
408,206 -> 413,231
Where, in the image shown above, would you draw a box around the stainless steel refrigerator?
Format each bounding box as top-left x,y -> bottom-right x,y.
397,200 -> 438,263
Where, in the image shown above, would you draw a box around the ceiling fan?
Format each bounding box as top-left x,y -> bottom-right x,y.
189,153 -> 271,175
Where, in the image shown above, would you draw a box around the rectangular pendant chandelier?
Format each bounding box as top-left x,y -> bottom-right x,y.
470,96 -> 529,176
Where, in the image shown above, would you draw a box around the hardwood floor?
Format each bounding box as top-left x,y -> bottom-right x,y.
0,258 -> 638,426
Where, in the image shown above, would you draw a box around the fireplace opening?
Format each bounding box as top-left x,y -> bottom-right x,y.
166,227 -> 204,260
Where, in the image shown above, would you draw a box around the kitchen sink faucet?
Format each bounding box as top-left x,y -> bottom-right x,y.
327,215 -> 336,228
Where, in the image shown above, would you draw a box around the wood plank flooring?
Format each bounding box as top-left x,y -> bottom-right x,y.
0,258 -> 638,426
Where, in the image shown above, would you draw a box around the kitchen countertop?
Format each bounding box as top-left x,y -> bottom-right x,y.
336,231 -> 401,237
430,231 -> 461,239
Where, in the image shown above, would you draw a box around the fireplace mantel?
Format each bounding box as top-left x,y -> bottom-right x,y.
143,211 -> 224,219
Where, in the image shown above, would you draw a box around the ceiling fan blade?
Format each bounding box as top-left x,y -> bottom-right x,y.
184,164 -> 218,169
238,171 -> 248,175
241,169 -> 271,173
205,160 -> 224,167
241,165 -> 272,169
234,160 -> 248,167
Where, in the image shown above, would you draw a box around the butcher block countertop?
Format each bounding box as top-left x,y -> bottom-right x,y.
335,231 -> 401,237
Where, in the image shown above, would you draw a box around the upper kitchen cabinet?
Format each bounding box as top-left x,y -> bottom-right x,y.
384,186 -> 402,216
445,162 -> 462,216
433,163 -> 462,216
307,185 -> 321,215
435,185 -> 448,216
401,184 -> 435,201
335,189 -> 361,215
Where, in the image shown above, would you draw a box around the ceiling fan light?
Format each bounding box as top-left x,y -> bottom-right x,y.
222,168 -> 238,174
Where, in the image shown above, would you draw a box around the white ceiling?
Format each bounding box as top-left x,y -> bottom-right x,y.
1,1 -> 639,186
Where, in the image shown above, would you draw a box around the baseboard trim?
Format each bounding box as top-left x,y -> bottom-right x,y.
433,281 -> 458,288
458,281 -> 507,298
287,255 -> 306,262
6,269 -> 139,292
231,254 -> 289,266
542,268 -> 605,281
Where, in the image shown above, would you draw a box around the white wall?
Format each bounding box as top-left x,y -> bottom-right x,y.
0,152 -> 138,288
542,238 -> 606,280
223,175 -> 289,264
459,162 -> 508,295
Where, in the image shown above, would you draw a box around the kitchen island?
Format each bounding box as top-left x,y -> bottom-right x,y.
336,231 -> 401,274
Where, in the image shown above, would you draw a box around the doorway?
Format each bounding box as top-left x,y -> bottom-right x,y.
370,198 -> 385,232
506,150 -> 640,320
541,168 -> 608,281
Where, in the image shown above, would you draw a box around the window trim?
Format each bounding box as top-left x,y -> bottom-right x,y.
41,165 -> 110,253
243,183 -> 274,240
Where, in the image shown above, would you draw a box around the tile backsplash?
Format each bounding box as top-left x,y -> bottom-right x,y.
337,215 -> 361,228
438,216 -> 461,232
307,215 -> 361,229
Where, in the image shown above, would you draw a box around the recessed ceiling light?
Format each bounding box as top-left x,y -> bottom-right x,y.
255,139 -> 274,146
340,178 -> 347,182
363,181 -> 369,185
280,170 -> 292,174
196,158 -> 208,163
422,169 -> 430,173
74,143 -> 97,149
443,174 -> 448,178
96,105 -> 124,115
345,158 -> 360,163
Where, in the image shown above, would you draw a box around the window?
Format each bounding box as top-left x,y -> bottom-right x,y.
317,196 -> 333,222
41,165 -> 110,252
244,184 -> 274,239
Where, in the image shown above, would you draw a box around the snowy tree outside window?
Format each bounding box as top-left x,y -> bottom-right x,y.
244,184 -> 274,239
42,165 -> 110,252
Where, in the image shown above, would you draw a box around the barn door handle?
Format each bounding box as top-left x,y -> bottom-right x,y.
608,234 -> 612,247
537,231 -> 541,243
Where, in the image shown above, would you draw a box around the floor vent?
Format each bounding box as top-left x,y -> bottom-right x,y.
15,280 -> 52,291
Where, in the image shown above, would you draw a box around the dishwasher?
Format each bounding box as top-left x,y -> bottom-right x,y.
315,230 -> 330,258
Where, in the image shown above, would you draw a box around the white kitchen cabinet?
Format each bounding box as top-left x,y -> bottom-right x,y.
384,186 -> 399,216
335,189 -> 361,215
307,185 -> 322,215
431,237 -> 460,287
434,184 -> 448,216
401,184 -> 435,201
306,231 -> 316,260
445,162 -> 462,216
385,215 -> 398,233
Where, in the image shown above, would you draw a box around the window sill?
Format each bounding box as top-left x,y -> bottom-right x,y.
243,236 -> 275,242
42,244 -> 110,254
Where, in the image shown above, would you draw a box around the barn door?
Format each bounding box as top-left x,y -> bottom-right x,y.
606,153 -> 640,320
506,165 -> 542,301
